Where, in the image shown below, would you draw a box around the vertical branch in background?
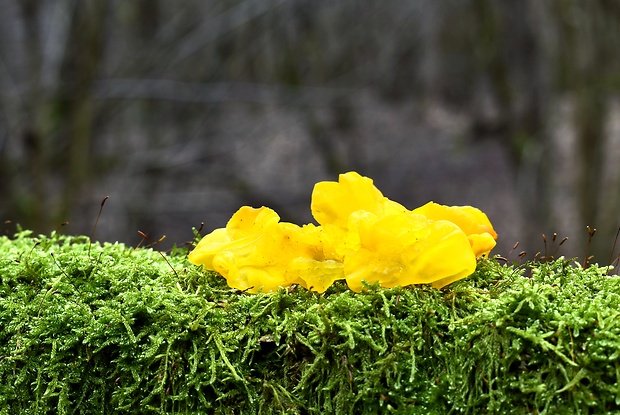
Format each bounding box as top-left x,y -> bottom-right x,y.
60,0 -> 106,220
19,0 -> 50,231
589,2 -> 620,260
0,0 -> 76,232
553,1 -> 612,259
470,0 -> 550,244
507,0 -> 551,243
572,3 -> 607,242
131,0 -> 161,149
471,0 -> 513,128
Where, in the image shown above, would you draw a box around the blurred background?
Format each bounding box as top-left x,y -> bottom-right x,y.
1,0 -> 620,264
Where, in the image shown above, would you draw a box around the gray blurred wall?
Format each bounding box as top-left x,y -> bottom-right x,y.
2,0 -> 620,264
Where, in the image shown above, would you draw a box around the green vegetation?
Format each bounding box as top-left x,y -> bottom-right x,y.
1,230 -> 620,414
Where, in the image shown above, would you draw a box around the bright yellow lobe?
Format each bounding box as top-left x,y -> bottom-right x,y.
188,171 -> 498,293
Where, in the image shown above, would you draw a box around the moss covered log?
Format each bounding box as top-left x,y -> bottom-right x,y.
1,231 -> 620,414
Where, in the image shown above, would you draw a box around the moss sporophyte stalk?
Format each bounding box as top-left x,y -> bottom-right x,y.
188,171 -> 498,293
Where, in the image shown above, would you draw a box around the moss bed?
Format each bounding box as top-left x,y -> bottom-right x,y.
1,231 -> 620,414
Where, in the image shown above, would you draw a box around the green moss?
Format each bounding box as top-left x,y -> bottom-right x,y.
1,231 -> 620,414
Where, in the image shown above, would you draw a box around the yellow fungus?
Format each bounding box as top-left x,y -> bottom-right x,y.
189,172 -> 498,293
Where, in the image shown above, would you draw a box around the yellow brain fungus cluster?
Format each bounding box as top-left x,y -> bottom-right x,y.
188,171 -> 497,294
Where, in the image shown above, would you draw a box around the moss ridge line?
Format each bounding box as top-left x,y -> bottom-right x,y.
1,231 -> 619,414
